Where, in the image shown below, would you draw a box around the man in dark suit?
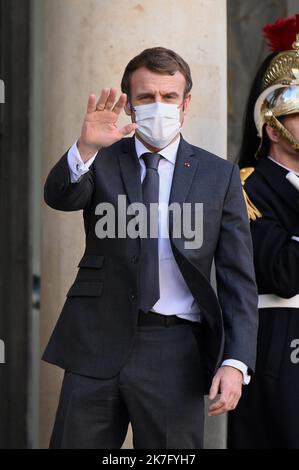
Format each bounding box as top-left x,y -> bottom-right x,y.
43,47 -> 258,449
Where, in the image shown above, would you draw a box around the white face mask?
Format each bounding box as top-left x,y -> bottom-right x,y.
133,102 -> 182,149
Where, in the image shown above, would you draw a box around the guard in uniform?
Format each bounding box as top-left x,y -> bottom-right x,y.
228,15 -> 299,449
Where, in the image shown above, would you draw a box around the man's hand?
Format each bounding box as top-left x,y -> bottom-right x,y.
78,88 -> 138,162
208,366 -> 243,417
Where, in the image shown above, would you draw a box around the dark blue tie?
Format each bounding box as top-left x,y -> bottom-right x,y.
139,153 -> 161,313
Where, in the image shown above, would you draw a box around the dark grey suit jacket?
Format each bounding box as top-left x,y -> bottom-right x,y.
43,136 -> 258,392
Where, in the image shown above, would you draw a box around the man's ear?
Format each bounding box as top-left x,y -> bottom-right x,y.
265,124 -> 281,143
182,94 -> 191,114
124,100 -> 132,116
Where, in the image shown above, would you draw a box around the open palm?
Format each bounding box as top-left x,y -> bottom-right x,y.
80,88 -> 137,152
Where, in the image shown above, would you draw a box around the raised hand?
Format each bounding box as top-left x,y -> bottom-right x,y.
78,88 -> 137,162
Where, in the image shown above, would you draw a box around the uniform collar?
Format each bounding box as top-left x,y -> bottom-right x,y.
256,157 -> 299,214
267,156 -> 299,176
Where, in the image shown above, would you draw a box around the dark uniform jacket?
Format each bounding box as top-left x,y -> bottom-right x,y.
228,157 -> 299,448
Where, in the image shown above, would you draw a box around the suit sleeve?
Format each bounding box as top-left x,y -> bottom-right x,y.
246,183 -> 299,298
44,151 -> 95,211
214,164 -> 259,372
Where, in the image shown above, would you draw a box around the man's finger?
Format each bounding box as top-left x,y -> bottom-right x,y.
223,384 -> 241,410
96,88 -> 110,111
209,385 -> 231,407
113,93 -> 128,115
208,396 -> 230,416
208,406 -> 227,417
209,400 -> 237,416
209,376 -> 221,401
209,396 -> 228,411
209,400 -> 225,412
229,391 -> 242,410
87,94 -> 96,113
105,88 -> 117,111
208,386 -> 241,416
119,123 -> 138,136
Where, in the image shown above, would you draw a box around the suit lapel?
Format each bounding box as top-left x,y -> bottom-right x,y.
118,137 -> 142,204
118,136 -> 199,206
169,137 -> 198,205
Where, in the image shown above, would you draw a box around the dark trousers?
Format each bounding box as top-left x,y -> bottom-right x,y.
50,322 -> 204,449
228,308 -> 299,449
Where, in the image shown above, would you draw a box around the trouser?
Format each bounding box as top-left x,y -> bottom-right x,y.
228,308 -> 299,449
50,321 -> 204,449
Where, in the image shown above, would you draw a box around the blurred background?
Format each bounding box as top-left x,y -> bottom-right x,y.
0,0 -> 298,449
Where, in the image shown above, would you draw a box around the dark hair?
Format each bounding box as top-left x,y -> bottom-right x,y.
238,52 -> 277,169
121,47 -> 192,99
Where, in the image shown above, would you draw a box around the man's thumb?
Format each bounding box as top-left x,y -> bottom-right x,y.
119,123 -> 138,136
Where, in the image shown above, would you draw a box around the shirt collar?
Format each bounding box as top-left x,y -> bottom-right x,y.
134,135 -> 180,165
268,156 -> 299,176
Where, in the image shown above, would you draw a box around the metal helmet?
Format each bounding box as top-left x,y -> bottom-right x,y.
254,18 -> 299,157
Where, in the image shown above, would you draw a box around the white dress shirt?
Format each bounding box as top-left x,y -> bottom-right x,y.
67,138 -> 250,383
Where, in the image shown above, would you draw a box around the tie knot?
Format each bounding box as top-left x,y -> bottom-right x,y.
142,153 -> 161,170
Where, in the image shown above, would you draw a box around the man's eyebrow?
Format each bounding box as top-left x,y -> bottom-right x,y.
162,91 -> 180,97
135,91 -> 180,99
135,92 -> 155,98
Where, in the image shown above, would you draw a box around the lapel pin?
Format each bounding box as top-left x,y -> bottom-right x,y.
184,162 -> 191,168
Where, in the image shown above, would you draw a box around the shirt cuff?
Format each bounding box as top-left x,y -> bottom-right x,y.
291,236 -> 299,243
67,141 -> 98,183
221,359 -> 251,385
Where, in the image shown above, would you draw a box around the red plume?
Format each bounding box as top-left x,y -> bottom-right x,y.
262,14 -> 299,52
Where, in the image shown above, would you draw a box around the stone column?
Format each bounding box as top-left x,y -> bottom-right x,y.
40,0 -> 227,448
227,0 -> 288,162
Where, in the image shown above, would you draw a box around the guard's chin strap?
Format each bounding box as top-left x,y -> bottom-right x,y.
264,111 -> 299,151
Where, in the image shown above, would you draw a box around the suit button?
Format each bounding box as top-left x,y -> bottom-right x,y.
131,292 -> 137,300
131,255 -> 139,264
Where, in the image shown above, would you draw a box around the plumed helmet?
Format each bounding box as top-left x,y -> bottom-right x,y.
254,15 -> 299,157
